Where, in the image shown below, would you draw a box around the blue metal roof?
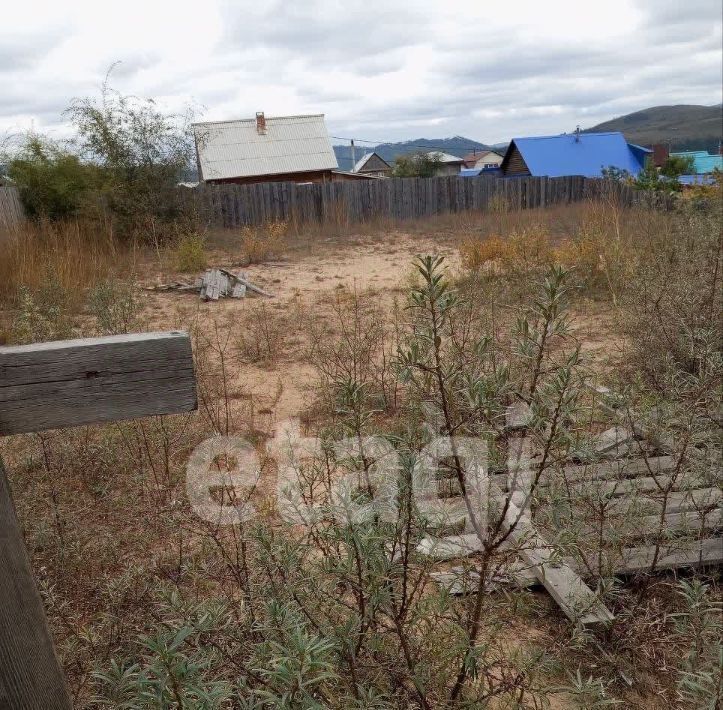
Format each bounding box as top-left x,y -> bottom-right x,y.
678,173 -> 717,185
671,151 -> 723,174
460,168 -> 482,177
508,132 -> 650,178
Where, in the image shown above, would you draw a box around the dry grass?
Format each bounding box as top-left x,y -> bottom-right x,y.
239,219 -> 287,264
0,219 -> 127,307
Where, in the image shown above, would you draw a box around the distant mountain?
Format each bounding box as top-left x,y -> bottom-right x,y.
585,104 -> 722,152
334,136 -> 491,171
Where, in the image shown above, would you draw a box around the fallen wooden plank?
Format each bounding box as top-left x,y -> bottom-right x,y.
561,473 -> 712,497
608,488 -> 721,515
581,507 -> 722,540
515,456 -> 676,490
201,268 -> 225,300
506,400 -> 533,430
431,560 -> 538,593
230,282 -> 247,298
0,332 -> 197,435
572,426 -> 636,461
564,488 -> 722,518
583,538 -> 723,576
502,502 -> 614,626
433,537 -> 723,595
417,532 -> 483,559
220,269 -> 274,298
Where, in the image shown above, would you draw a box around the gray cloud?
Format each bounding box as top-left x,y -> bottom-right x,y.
0,0 -> 720,145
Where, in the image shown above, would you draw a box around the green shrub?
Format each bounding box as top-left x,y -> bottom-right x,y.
10,270 -> 73,343
8,136 -> 97,219
88,278 -> 142,335
175,233 -> 207,272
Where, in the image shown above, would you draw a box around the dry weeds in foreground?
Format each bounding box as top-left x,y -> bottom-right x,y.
0,197 -> 720,708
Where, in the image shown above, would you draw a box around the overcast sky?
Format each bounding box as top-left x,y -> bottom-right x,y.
2,0 -> 721,147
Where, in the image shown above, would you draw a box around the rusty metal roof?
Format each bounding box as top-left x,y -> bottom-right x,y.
192,114 -> 338,181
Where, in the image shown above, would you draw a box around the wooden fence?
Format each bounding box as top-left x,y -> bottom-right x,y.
188,176 -> 664,229
0,186 -> 25,230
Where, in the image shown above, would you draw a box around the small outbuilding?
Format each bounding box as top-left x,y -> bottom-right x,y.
461,150 -> 504,169
426,151 -> 465,176
352,151 -> 392,177
670,150 -> 723,174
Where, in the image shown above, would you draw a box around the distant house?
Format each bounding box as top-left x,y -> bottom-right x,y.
193,113 -> 348,185
352,151 -> 392,177
426,151 -> 465,176
500,131 -> 650,178
461,150 -> 503,169
670,150 -> 723,174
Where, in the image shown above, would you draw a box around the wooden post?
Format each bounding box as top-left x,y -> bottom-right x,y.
0,331 -> 197,708
0,457 -> 73,709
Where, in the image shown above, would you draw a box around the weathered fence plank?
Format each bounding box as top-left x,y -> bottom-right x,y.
0,331 -> 197,435
0,456 -> 73,709
0,186 -> 25,231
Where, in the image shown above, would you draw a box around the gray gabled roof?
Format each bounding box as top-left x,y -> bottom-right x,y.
352,151 -> 391,172
193,114 -> 338,180
426,151 -> 464,164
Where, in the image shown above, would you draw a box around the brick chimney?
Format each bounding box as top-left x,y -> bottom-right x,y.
256,112 -> 266,135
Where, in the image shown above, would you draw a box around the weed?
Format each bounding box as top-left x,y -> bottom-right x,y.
88,278 -> 143,335
175,233 -> 208,272
240,220 -> 286,264
10,270 -> 73,343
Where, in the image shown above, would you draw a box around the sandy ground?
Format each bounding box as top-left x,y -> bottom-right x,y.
139,233 -> 462,425
136,231 -> 622,431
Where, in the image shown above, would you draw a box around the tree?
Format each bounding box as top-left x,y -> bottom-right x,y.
660,154 -> 695,179
8,135 -> 97,219
633,161 -> 681,192
66,72 -> 197,240
392,152 -> 442,178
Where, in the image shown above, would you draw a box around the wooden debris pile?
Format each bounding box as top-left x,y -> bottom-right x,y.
421,391 -> 722,627
148,268 -> 273,301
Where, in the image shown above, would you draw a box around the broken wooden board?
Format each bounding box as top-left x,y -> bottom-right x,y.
219,269 -> 274,298
148,269 -> 273,301
498,495 -> 614,626
431,560 -> 538,593
433,538 -> 723,596
418,487 -> 615,627
0,332 -> 197,435
513,456 -> 676,490
579,538 -> 723,576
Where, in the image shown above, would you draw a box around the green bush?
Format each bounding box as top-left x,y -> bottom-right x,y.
8,136 -> 97,219
88,278 -> 142,335
10,270 -> 73,343
175,233 -> 207,272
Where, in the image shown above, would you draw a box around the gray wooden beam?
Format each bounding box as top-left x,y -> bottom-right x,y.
0,457 -> 73,709
0,331 -> 198,708
0,331 -> 197,435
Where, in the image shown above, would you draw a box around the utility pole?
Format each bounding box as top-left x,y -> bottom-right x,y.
350,139 -> 356,172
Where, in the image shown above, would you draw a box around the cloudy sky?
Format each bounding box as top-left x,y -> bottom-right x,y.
2,0 -> 721,147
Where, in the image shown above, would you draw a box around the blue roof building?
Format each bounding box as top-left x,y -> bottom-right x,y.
500,131 -> 651,178
678,174 -> 717,186
670,151 -> 723,174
